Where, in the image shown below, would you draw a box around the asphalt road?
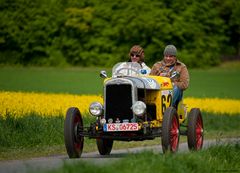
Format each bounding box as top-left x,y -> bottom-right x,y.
0,138 -> 239,173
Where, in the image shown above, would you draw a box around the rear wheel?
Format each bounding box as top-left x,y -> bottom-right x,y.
161,107 -> 180,153
64,107 -> 84,158
96,138 -> 113,155
187,108 -> 204,150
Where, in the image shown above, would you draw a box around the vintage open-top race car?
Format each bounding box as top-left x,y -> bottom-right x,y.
64,62 -> 204,158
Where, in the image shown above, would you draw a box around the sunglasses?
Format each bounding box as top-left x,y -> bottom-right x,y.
130,53 -> 140,58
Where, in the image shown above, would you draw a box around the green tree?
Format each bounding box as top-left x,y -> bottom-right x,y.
0,0 -> 238,67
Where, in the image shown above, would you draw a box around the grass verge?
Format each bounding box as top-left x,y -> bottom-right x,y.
0,112 -> 239,160
45,143 -> 240,173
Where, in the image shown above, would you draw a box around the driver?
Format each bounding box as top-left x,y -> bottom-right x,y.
128,45 -> 151,74
150,45 -> 189,108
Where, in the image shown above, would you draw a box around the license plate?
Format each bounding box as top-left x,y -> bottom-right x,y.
103,123 -> 138,132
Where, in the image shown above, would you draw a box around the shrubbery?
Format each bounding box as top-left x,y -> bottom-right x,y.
0,0 -> 239,67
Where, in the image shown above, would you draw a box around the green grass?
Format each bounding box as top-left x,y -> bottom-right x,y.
0,113 -> 239,160
0,67 -> 110,95
186,61 -> 240,98
0,114 -> 65,148
0,61 -> 240,98
44,144 -> 240,173
185,68 -> 240,98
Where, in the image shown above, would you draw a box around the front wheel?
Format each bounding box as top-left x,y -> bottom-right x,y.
64,107 -> 84,158
96,138 -> 113,155
187,108 -> 204,150
161,107 -> 180,153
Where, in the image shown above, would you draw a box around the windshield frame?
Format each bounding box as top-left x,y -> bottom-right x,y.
112,62 -> 142,77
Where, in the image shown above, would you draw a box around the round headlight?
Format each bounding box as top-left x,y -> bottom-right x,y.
89,102 -> 103,116
132,101 -> 146,116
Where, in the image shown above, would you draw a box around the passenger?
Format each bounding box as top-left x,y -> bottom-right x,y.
150,45 -> 189,108
128,45 -> 151,75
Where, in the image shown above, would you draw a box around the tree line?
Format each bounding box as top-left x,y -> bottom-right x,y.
0,0 -> 239,67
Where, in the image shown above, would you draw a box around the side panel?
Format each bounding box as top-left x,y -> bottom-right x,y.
145,90 -> 162,127
145,90 -> 173,121
160,90 -> 173,117
146,76 -> 173,127
145,90 -> 161,120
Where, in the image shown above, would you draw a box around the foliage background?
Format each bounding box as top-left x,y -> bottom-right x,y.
0,0 -> 239,67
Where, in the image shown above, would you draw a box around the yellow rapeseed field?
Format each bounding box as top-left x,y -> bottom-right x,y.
0,91 -> 102,118
185,97 -> 240,115
0,91 -> 240,118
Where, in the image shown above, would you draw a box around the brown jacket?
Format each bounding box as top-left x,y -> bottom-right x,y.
150,60 -> 189,90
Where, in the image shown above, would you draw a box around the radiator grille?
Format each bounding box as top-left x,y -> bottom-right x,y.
105,84 -> 133,122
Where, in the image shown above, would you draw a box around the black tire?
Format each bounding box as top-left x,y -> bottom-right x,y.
161,107 -> 180,153
187,108 -> 204,150
96,138 -> 113,155
64,107 -> 84,158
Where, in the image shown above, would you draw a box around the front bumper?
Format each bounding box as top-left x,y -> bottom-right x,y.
77,123 -> 162,141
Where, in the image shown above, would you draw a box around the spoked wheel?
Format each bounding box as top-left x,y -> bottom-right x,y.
187,108 -> 204,150
64,107 -> 84,158
96,138 -> 113,155
161,107 -> 180,153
